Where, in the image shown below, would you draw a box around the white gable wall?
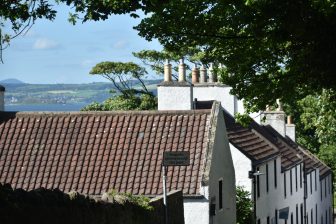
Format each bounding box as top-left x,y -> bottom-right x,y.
208,106 -> 236,224
230,144 -> 252,191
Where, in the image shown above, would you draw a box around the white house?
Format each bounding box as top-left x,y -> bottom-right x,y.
0,88 -> 236,224
157,60 -> 333,224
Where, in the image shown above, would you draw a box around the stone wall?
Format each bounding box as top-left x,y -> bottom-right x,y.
150,190 -> 185,224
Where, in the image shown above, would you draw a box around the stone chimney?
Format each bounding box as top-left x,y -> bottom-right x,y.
0,85 -> 5,111
261,99 -> 286,136
286,115 -> 296,141
208,63 -> 215,83
158,59 -> 193,110
178,58 -> 186,82
199,65 -> 207,83
164,59 -> 172,82
191,64 -> 199,84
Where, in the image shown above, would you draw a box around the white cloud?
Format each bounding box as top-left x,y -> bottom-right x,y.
112,40 -> 128,49
33,38 -> 59,50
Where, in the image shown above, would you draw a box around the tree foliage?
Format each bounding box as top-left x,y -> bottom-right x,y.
3,1 -> 336,111
0,0 -> 57,62
236,186 -> 253,224
82,61 -> 157,111
42,0 -> 336,113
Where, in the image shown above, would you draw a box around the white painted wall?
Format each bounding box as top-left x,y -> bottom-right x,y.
157,85 -> 193,110
261,111 -> 286,137
208,106 -> 236,224
318,174 -> 333,224
184,198 -> 209,224
230,144 -> 252,191
286,124 -> 296,141
193,84 -> 237,115
255,160 -> 305,224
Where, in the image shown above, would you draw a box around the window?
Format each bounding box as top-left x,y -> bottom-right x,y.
315,204 -> 317,224
291,213 -> 293,224
300,204 -> 303,224
295,165 -> 298,192
257,167 -> 260,198
267,216 -> 270,224
284,172 -> 287,198
325,178 -> 327,198
321,181 -> 323,201
311,209 -> 313,224
257,219 -> 260,224
275,209 -> 278,224
290,169 -> 293,195
328,176 -> 331,194
309,172 -> 313,194
219,179 -> 223,210
296,204 -> 298,224
300,164 -> 302,188
274,159 -> 277,188
266,164 -> 269,193
314,171 -> 317,191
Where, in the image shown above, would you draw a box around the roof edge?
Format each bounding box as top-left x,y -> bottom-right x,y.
0,109 -> 211,117
201,101 -> 221,186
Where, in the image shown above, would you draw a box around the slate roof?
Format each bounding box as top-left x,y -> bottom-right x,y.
261,125 -> 331,178
222,109 -> 331,177
223,110 -> 279,163
284,136 -> 331,179
0,110 -> 211,196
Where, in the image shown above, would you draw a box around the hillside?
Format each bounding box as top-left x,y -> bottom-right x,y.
2,80 -> 160,106
0,78 -> 25,84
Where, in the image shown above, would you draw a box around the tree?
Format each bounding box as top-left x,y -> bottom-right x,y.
19,0 -> 332,113
236,186 -> 253,224
3,1 -> 336,112
0,0 -> 57,63
296,89 -> 336,181
81,61 -> 157,111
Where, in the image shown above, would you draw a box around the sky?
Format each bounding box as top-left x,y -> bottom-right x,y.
0,5 -> 162,84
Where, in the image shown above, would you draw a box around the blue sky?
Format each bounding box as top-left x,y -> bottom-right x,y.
1,5 -> 162,84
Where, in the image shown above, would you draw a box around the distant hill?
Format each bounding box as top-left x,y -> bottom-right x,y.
2,79 -> 161,106
0,78 -> 25,84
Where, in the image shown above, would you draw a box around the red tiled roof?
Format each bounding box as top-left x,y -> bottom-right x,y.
0,110 -> 211,196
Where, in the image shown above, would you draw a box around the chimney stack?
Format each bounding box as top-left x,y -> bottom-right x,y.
208,63 -> 215,83
178,58 -> 186,82
164,59 -> 172,82
191,64 -> 199,84
200,65 -> 207,83
286,115 -> 296,141
261,99 -> 286,136
0,85 -> 5,111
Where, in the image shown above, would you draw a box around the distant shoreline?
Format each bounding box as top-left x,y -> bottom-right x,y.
5,103 -> 87,112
